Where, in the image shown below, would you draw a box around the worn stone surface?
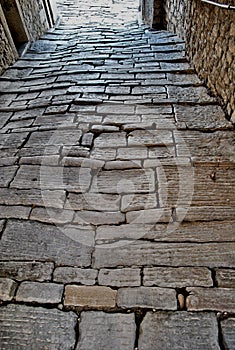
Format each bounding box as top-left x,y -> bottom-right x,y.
0,220 -> 93,266
215,269 -> 235,288
221,318 -> 235,350
0,304 -> 77,350
53,267 -> 97,285
76,312 -> 136,350
0,0 -> 234,346
94,241 -> 235,268
98,268 -> 141,287
64,285 -> 117,309
117,287 -> 177,309
0,278 -> 17,301
0,261 -> 54,282
138,312 -> 220,350
143,267 -> 213,287
186,287 -> 235,312
16,281 -> 63,304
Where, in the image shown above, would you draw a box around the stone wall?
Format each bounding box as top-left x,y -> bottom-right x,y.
0,21 -> 16,75
162,0 -> 235,120
17,0 -> 49,41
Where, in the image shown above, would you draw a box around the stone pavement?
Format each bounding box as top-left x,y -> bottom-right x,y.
0,0 -> 235,349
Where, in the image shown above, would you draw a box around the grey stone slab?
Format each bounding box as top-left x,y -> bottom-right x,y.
167,86 -> 216,102
98,268 -> 141,287
117,287 -> 177,310
73,210 -> 125,225
76,312 -> 136,350
215,269 -> 235,288
94,168 -> 155,194
25,129 -> 82,147
174,105 -> 232,130
126,208 -> 172,224
128,129 -> 173,146
11,165 -> 91,191
143,267 -> 213,287
117,146 -> 148,160
221,318 -> 235,350
0,278 -> 17,301
0,205 -> 31,220
0,304 -> 77,350
97,104 -> 135,114
121,193 -> 157,212
94,132 -> 127,148
138,312 -> 220,350
30,207 -> 74,224
53,267 -> 97,285
0,132 -> 28,149
65,192 -> 120,211
16,281 -> 63,304
103,114 -> 141,124
0,261 -> 54,282
94,241 -> 235,268
167,73 -> 202,85
0,188 -> 66,209
0,112 -> 12,128
0,220 -> 93,266
186,287 -> 235,312
0,166 -> 18,187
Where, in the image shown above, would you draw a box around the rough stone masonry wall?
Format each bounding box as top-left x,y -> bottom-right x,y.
17,0 -> 49,41
0,22 -> 16,75
163,0 -> 235,121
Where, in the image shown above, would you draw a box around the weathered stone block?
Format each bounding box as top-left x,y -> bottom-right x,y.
94,241 -> 235,268
65,192 -> 120,211
73,210 -> 125,225
143,267 -> 213,287
94,168 -> 155,194
117,287 -> 176,309
221,318 -> 235,350
64,286 -> 117,308
186,287 -> 235,312
215,269 -> 235,288
138,312 -> 220,350
128,129 -> 173,146
16,282 -> 63,304
126,208 -> 172,224
53,267 -> 97,285
94,132 -> 127,148
0,261 -> 54,282
0,305 -> 77,349
76,312 -> 136,350
0,278 -> 17,301
98,268 -> 141,287
0,220 -> 93,266
121,193 -> 157,212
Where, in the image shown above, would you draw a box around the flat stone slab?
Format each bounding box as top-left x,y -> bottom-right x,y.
16,282 -> 64,304
117,287 -> 177,310
98,268 -> 141,287
0,220 -> 93,266
0,261 -> 54,281
186,287 -> 235,312
0,304 -> 77,350
76,312 -> 136,350
143,267 -> 213,287
174,105 -> 233,130
64,285 -> 117,309
94,168 -> 155,194
138,312 -> 220,350
0,278 -> 17,301
221,318 -> 235,350
94,241 -> 235,268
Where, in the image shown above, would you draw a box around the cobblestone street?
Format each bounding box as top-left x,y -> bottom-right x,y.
0,0 -> 235,349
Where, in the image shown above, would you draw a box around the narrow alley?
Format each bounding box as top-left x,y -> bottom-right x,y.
0,0 -> 235,349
